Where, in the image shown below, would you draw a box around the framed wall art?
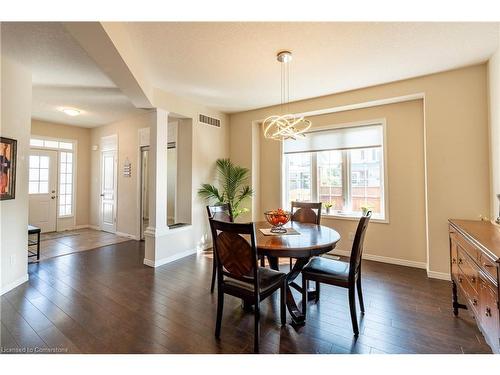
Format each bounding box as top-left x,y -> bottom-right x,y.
0,137 -> 17,200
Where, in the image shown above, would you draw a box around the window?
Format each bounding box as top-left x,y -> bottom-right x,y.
283,123 -> 386,220
30,138 -> 73,150
29,155 -> 50,194
59,152 -> 73,216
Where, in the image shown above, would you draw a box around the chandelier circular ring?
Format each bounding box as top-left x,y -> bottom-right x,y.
263,51 -> 312,141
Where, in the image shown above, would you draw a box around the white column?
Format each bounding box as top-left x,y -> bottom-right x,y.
144,108 -> 169,266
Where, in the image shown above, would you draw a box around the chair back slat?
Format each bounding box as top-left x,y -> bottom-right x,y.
291,201 -> 322,225
209,219 -> 259,286
349,211 -> 372,279
206,203 -> 234,223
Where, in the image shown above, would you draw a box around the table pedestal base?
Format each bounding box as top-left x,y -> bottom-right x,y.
268,255 -> 314,326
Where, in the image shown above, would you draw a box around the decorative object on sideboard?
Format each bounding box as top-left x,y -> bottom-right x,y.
263,51 -> 312,141
198,158 -> 254,218
0,137 -> 17,200
123,158 -> 132,177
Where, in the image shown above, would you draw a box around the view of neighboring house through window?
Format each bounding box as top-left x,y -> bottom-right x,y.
283,122 -> 386,220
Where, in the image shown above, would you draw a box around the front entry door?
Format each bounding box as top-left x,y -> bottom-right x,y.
28,150 -> 58,232
100,150 -> 117,233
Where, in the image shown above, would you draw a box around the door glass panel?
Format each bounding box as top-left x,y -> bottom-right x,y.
29,155 -> 50,195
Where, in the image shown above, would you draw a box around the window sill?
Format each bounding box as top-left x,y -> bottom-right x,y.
321,213 -> 389,224
58,215 -> 74,219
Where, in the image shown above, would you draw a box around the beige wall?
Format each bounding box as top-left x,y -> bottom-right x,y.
230,64 -> 491,276
89,110 -> 155,238
30,119 -> 91,227
488,26 -> 500,221
259,100 -> 426,264
1,56 -> 32,293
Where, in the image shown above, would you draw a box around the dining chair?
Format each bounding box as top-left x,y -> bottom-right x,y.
289,201 -> 322,269
209,218 -> 287,353
206,203 -> 233,293
301,211 -> 372,336
291,201 -> 322,225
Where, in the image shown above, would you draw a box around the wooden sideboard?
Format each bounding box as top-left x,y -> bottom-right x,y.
449,219 -> 500,353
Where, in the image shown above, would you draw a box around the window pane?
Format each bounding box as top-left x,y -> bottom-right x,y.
66,163 -> 72,173
39,168 -> 49,181
29,155 -> 39,168
65,205 -> 72,215
286,153 -> 312,204
30,139 -> 44,147
40,156 -> 49,169
59,206 -> 66,216
317,150 -> 344,212
59,142 -> 73,150
349,147 -> 382,215
29,168 -> 39,181
44,140 -> 59,148
29,182 -> 39,194
66,153 -> 72,163
39,182 -> 49,194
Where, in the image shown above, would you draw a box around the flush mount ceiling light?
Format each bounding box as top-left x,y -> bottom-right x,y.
263,51 -> 311,141
60,108 -> 81,117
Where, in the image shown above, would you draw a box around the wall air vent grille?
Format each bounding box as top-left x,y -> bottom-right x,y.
199,114 -> 221,128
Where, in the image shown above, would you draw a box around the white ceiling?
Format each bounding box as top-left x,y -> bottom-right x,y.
123,22 -> 500,113
1,22 -> 145,127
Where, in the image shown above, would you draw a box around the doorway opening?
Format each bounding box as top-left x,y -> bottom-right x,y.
28,137 -> 76,233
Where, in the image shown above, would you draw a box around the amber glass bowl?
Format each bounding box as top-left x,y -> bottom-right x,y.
264,210 -> 291,233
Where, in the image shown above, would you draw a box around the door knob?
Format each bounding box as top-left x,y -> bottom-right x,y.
100,194 -> 105,197
51,196 -> 56,199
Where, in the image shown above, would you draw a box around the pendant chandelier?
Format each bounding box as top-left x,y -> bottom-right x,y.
263,51 -> 311,141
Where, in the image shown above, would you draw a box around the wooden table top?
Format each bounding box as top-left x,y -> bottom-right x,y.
449,219 -> 500,263
255,221 -> 341,258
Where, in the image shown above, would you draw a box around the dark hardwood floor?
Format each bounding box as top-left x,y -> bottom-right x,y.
0,240 -> 492,354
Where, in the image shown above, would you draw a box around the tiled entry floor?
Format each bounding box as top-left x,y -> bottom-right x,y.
33,229 -> 132,261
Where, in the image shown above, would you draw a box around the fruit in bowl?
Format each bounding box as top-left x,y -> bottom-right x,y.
264,208 -> 291,233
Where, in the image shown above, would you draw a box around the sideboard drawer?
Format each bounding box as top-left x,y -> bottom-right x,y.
457,246 -> 480,294
451,231 -> 480,262
480,253 -> 499,283
479,275 -> 499,353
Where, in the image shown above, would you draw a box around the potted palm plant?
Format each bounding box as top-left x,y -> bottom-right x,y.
198,158 -> 254,219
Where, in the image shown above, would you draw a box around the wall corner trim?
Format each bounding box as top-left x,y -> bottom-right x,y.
427,270 -> 451,281
143,248 -> 198,268
1,274 -> 29,296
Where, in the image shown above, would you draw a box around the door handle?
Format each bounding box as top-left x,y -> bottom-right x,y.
100,194 -> 105,197
51,196 -> 56,199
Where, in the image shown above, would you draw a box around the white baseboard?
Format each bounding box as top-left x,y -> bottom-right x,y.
331,249 -> 427,269
1,274 -> 29,296
88,225 -> 100,230
143,248 -> 198,268
75,224 -> 91,230
427,270 -> 451,281
116,231 -> 139,241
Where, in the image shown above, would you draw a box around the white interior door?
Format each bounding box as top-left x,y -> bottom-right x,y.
100,150 -> 117,233
28,150 -> 58,232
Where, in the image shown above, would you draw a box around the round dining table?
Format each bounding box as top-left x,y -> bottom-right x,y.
254,221 -> 341,325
